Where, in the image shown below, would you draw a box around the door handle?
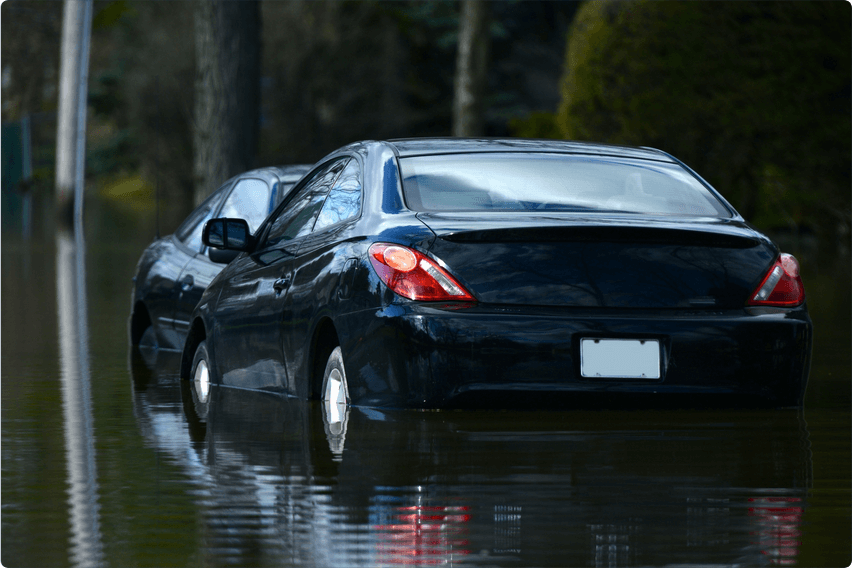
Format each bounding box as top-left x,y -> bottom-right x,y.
180,274 -> 194,291
273,276 -> 291,293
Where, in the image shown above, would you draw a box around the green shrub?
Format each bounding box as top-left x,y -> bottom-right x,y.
558,0 -> 850,244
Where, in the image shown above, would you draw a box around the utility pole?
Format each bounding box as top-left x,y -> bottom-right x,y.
55,3 -> 104,565
55,0 -> 94,226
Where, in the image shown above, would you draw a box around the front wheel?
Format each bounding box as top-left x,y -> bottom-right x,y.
191,340 -> 212,406
321,346 -> 350,436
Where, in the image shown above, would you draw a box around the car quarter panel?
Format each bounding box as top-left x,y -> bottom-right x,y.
281,153 -> 436,397
357,142 -> 407,216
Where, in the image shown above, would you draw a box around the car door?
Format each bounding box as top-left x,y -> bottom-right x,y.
173,176 -> 274,338
211,159 -> 348,392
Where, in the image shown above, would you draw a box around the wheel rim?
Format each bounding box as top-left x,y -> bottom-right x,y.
193,358 -> 210,404
324,367 -> 346,425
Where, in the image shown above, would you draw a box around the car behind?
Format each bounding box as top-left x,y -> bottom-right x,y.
129,164 -> 311,350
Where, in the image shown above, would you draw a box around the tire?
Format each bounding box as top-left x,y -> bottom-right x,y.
139,325 -> 158,348
191,340 -> 212,406
321,346 -> 350,432
180,379 -> 209,434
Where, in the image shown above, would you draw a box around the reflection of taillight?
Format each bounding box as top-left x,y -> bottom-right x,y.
748,497 -> 803,565
373,504 -> 471,565
369,243 -> 475,302
748,254 -> 805,307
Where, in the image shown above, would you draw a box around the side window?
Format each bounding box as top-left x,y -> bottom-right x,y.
261,159 -> 348,249
273,181 -> 299,208
175,181 -> 230,252
314,158 -> 362,232
218,178 -> 271,233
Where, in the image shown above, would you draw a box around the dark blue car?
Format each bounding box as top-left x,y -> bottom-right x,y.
180,139 -> 811,412
130,164 -> 311,350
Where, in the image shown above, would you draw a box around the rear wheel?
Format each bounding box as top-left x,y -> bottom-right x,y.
321,346 -> 349,431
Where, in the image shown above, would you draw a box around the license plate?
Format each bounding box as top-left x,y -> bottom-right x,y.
580,339 -> 660,379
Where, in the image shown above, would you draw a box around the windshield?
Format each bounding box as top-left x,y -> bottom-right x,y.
399,153 -> 731,217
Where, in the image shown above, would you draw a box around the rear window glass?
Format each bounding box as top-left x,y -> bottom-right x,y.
399,153 -> 731,217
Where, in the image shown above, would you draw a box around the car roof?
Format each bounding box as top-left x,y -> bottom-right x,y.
269,164 -> 313,181
232,164 -> 312,183
383,138 -> 676,162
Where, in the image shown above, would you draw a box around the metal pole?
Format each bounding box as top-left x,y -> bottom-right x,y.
56,0 -> 82,209
56,3 -> 103,565
73,0 -> 94,227
55,0 -> 93,226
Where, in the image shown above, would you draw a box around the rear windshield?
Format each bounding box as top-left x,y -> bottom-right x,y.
399,153 -> 731,217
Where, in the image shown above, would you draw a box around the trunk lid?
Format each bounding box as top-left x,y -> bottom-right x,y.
417,212 -> 777,309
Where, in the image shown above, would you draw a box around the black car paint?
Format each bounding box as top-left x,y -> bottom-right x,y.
181,139 -> 812,408
130,165 -> 311,350
418,213 -> 776,309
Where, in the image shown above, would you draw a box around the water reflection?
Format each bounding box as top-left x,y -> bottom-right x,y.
56,226 -> 105,568
129,347 -> 812,567
748,497 -> 804,565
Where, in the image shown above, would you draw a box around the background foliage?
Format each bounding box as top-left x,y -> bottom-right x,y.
2,0 -> 849,248
558,0 -> 851,246
2,0 -> 575,230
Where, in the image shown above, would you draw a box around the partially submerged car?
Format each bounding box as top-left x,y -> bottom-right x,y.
180,139 -> 811,410
130,164 -> 312,349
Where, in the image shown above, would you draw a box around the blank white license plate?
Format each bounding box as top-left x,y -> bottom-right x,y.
580,339 -> 660,379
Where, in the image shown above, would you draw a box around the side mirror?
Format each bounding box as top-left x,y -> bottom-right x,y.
202,218 -> 253,253
208,248 -> 240,264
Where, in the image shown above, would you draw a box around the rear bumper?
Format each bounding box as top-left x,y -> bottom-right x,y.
341,303 -> 812,408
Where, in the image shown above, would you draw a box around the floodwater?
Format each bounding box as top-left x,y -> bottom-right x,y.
2,199 -> 850,567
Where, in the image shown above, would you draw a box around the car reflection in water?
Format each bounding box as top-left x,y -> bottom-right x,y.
130,346 -> 812,567
372,504 -> 472,565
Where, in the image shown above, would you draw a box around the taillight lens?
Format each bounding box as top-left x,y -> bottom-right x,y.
368,243 -> 475,302
748,253 -> 805,307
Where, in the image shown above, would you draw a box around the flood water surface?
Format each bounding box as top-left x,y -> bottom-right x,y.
2,213 -> 850,567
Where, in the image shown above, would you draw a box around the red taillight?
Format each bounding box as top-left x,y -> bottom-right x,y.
748,253 -> 805,307
368,243 -> 475,302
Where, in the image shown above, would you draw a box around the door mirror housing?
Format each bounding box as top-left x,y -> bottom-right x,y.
208,247 -> 241,264
203,218 -> 254,253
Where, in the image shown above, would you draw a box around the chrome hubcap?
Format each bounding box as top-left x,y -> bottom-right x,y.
193,359 -> 210,403
324,368 -> 346,425
322,362 -> 349,458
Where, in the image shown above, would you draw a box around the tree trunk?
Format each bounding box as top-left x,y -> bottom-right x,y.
452,0 -> 490,137
193,0 -> 260,205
